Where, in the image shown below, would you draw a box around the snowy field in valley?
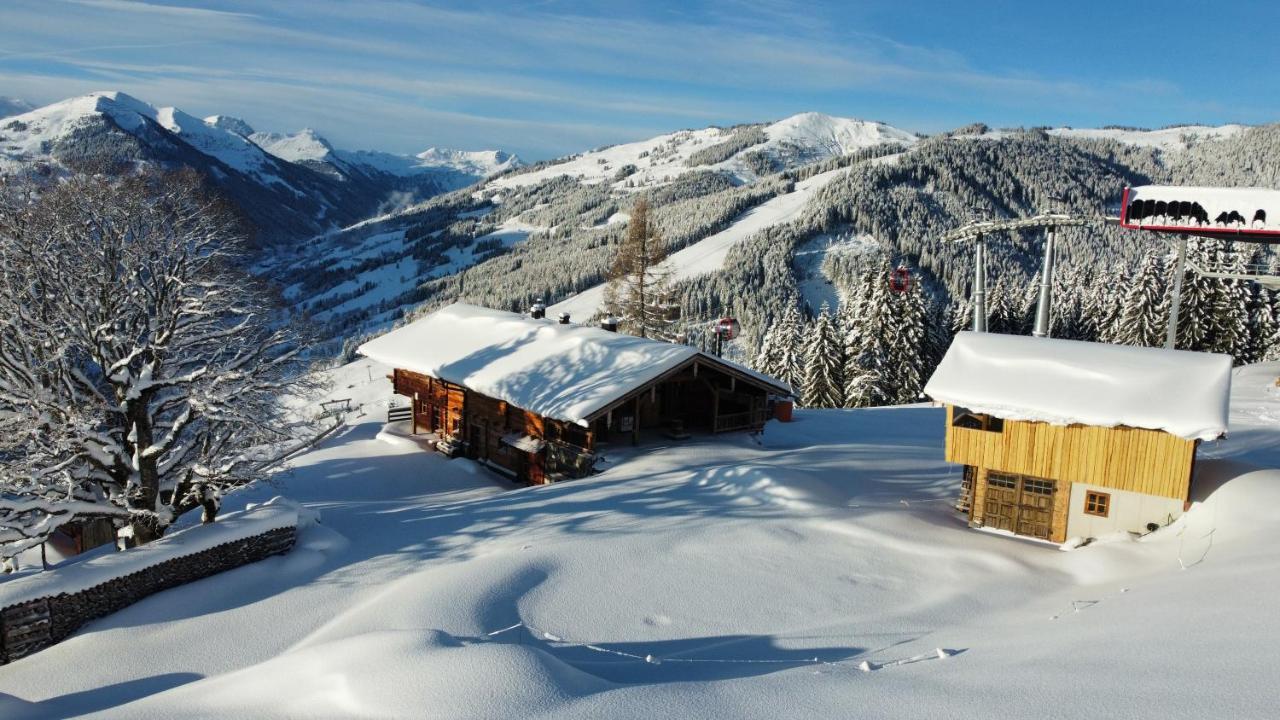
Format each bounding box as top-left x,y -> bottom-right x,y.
2,359 -> 1280,718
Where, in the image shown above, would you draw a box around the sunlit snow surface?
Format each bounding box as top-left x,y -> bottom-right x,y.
2,358 -> 1280,718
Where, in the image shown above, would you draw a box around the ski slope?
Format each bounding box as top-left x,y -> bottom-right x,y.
2,359 -> 1280,718
549,164 -> 854,321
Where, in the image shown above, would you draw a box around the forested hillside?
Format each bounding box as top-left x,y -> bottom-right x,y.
283,119 -> 1280,399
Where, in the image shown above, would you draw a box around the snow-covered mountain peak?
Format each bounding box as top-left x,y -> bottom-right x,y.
251,128 -> 337,164
764,112 -> 919,153
414,147 -> 520,177
492,112 -> 917,190
205,114 -> 255,138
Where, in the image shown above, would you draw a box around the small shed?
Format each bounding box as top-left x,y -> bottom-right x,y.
924,332 -> 1232,543
358,303 -> 792,484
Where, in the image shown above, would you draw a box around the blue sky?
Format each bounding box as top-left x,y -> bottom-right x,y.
1,0 -> 1277,160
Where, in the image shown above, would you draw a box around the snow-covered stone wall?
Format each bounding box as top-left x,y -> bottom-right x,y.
0,502 -> 298,665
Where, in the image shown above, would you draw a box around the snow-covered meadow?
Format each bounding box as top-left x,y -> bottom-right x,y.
1,358 -> 1279,718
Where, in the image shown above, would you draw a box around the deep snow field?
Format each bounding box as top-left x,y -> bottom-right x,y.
2,358 -> 1280,719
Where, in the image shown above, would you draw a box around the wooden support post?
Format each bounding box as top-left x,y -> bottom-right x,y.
412,392 -> 419,435
712,388 -> 720,433
632,395 -> 640,446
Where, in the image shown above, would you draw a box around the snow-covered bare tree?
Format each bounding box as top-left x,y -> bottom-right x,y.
0,169 -> 322,561
602,198 -> 676,339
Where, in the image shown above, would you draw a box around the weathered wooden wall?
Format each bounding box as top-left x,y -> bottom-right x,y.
944,406 -> 1196,501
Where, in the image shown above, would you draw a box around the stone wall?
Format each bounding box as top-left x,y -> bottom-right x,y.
0,525 -> 295,664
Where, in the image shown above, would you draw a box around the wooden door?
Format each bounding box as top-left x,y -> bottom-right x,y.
1015,477 -> 1056,540
983,472 -> 1020,532
468,423 -> 484,460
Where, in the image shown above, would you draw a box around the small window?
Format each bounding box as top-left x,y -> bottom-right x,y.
952,406 -> 1004,433
1085,491 -> 1110,517
1022,477 -> 1055,495
988,472 -> 1018,489
952,407 -> 985,430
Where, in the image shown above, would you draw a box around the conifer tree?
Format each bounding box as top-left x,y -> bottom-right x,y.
602,198 -> 675,339
1112,252 -> 1168,348
885,271 -> 930,403
1208,242 -> 1252,359
1174,240 -> 1217,351
801,305 -> 844,408
773,303 -> 806,390
844,260 -> 897,406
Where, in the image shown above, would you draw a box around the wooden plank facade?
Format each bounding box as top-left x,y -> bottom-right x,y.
944,405 -> 1198,543
390,357 -> 776,485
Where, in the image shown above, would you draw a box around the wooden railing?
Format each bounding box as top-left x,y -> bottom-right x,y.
713,410 -> 767,433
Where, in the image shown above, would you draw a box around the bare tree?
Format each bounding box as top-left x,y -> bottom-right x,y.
602,198 -> 676,339
0,169 -> 321,561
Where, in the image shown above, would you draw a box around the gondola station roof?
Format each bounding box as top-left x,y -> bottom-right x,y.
358,303 -> 792,428
924,332 -> 1232,441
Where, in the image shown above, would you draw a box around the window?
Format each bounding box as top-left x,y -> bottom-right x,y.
952,406 -> 1004,433
1021,477 -> 1055,495
988,472 -> 1018,489
1085,491 -> 1110,517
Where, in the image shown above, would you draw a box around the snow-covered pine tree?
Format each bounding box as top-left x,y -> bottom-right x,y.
948,296 -> 972,335
801,304 -> 844,408
1246,282 -> 1278,364
602,198 -> 676,339
1085,264 -> 1124,343
0,170 -> 323,558
1111,251 -> 1168,348
985,276 -> 1021,335
1018,271 -> 1041,335
753,322 -> 781,377
1207,241 -> 1252,360
844,260 -> 897,407
1050,266 -> 1088,340
1258,256 -> 1280,362
1174,240 -> 1217,351
773,303 -> 806,390
885,270 -> 930,403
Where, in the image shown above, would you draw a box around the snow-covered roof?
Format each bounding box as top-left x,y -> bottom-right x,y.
1121,185 -> 1280,237
924,332 -> 1232,441
358,303 -> 790,427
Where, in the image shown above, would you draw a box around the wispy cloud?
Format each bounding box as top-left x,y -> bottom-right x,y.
0,0 -> 1263,158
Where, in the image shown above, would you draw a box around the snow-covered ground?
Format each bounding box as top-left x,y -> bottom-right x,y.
3,358 -> 1280,718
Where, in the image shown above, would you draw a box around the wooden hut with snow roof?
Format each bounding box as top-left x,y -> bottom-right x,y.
924,332 -> 1232,544
358,303 -> 792,484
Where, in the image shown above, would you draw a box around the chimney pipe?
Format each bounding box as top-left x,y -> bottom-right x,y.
558,312 -> 571,325
601,316 -> 619,332
529,301 -> 546,320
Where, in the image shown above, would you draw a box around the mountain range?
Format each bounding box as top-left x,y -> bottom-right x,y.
0,91 -> 520,245
3,90 -> 1278,364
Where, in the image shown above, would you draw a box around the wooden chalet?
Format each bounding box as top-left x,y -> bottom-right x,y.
924,332 -> 1232,544
358,303 -> 792,484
